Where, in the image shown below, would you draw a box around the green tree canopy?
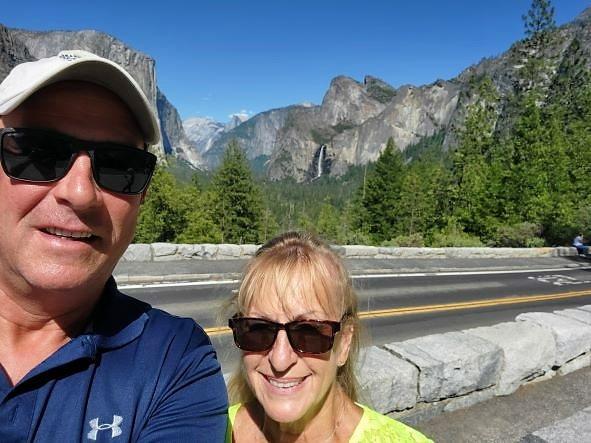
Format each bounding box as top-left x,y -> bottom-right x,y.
211,140 -> 264,243
522,0 -> 556,43
135,167 -> 188,243
353,137 -> 405,243
450,75 -> 500,237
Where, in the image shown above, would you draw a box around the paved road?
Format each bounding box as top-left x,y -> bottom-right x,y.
121,263 -> 591,380
114,255 -> 591,284
113,255 -> 591,442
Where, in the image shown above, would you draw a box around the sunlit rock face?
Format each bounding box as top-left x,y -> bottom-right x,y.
1,26 -> 203,167
5,6 -> 591,180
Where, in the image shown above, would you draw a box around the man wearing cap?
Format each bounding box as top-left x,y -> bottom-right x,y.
0,50 -> 228,442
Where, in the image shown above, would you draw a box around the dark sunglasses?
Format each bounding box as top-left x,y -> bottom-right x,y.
0,127 -> 157,194
228,316 -> 341,354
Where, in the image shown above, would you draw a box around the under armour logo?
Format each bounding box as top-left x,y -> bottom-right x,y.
87,415 -> 123,440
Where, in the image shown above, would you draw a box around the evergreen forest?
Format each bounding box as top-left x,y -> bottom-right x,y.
135,0 -> 591,248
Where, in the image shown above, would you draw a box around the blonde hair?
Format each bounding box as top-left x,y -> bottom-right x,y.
226,231 -> 360,404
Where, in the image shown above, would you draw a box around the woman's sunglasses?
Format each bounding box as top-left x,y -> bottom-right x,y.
228,316 -> 341,354
0,127 -> 157,195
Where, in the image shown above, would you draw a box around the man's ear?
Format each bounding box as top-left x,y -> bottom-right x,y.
140,187 -> 150,204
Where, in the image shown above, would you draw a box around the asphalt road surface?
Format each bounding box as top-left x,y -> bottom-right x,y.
120,263 -> 591,374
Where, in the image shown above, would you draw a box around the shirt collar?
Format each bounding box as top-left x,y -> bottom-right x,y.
13,277 -> 151,388
85,276 -> 151,349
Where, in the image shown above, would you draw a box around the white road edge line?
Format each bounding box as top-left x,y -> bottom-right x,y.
119,279 -> 240,289
357,266 -> 591,279
118,266 -> 591,289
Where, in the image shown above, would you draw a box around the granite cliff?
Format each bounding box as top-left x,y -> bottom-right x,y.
2,7 -> 591,180
202,6 -> 591,181
0,25 -> 199,166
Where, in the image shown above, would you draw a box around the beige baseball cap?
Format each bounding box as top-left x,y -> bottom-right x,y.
0,49 -> 160,144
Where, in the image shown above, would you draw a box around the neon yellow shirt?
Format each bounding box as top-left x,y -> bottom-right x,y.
226,403 -> 433,442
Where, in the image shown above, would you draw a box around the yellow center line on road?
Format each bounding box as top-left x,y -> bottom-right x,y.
204,289 -> 591,336
207,325 -> 232,336
359,289 -> 591,319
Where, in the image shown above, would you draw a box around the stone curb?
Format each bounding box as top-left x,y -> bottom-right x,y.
357,304 -> 591,424
115,272 -> 242,285
121,244 -> 579,262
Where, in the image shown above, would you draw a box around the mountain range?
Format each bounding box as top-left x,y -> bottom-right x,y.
2,6 -> 591,181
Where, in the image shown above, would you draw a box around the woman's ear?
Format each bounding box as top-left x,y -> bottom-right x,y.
335,321 -> 354,366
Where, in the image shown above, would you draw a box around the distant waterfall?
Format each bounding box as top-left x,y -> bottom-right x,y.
316,144 -> 326,178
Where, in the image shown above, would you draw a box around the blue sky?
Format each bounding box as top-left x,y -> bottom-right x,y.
3,1 -> 590,123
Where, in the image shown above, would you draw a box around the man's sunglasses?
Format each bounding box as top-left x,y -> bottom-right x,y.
0,127 -> 157,194
228,316 -> 341,354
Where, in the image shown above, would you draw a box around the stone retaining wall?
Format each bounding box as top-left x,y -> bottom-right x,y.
360,304 -> 591,423
122,243 -> 580,261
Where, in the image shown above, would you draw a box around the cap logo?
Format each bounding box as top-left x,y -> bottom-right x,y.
58,51 -> 84,62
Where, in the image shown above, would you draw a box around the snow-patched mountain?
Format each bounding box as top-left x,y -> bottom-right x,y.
183,117 -> 224,154
183,114 -> 249,154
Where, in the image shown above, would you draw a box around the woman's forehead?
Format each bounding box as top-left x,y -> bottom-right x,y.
239,251 -> 344,317
245,279 -> 337,318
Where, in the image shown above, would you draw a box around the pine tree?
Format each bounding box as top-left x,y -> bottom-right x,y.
176,188 -> 221,244
211,140 -> 264,244
547,37 -> 591,122
259,208 -> 280,243
560,82 -> 591,242
522,0 -> 556,43
502,95 -> 561,229
449,76 -> 500,237
135,167 -> 189,243
537,38 -> 591,243
316,197 -> 341,243
514,0 -> 557,98
353,137 -> 405,243
396,156 -> 448,237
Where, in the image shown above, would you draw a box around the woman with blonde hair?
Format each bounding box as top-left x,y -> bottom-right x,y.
225,231 -> 432,442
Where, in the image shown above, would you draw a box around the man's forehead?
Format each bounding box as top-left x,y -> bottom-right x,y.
3,81 -> 145,147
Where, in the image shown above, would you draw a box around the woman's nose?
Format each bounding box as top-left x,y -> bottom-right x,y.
267,330 -> 298,372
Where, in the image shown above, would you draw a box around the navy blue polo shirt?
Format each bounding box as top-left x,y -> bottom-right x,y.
0,277 -> 228,442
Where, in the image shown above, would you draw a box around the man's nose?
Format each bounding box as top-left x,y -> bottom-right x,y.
50,153 -> 102,208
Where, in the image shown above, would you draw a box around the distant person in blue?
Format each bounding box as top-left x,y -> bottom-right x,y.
573,234 -> 589,255
0,51 -> 227,441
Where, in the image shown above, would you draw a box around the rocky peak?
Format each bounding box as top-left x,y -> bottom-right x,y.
0,25 -> 35,79
6,7 -> 591,182
319,75 -> 387,126
157,90 -> 204,168
8,28 -> 158,113
226,113 -> 249,130
183,116 -> 225,154
363,75 -> 397,103
573,6 -> 591,24
0,26 -> 203,169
